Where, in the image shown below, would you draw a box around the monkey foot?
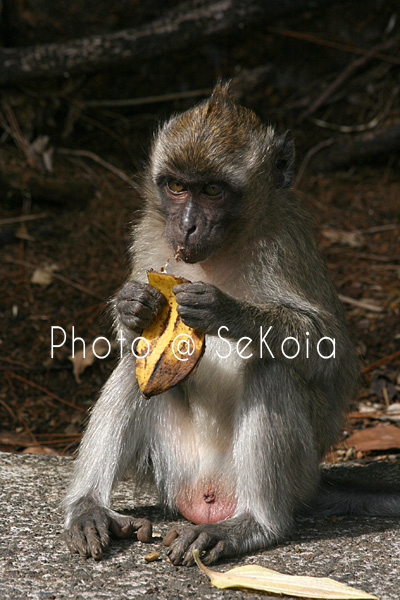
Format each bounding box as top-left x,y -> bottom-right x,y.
65,505 -> 152,560
163,522 -> 236,566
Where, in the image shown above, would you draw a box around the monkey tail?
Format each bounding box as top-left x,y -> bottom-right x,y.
313,482 -> 400,517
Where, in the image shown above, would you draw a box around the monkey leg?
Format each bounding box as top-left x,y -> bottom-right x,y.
164,360 -> 322,565
64,355 -> 153,559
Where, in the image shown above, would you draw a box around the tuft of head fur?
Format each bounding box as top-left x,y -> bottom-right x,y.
149,81 -> 294,193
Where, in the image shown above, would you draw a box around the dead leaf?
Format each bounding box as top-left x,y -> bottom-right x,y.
69,338 -> 110,383
31,262 -> 59,286
0,430 -> 31,446
193,550 -> 377,599
370,375 -> 398,402
346,424 -> 400,451
144,551 -> 160,562
322,228 -> 365,248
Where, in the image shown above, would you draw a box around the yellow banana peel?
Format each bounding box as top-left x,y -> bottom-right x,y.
193,550 -> 378,599
135,270 -> 205,398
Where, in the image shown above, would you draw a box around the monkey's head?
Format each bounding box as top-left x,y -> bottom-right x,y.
148,81 -> 295,263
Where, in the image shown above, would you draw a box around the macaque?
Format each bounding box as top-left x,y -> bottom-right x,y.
64,82 -> 399,566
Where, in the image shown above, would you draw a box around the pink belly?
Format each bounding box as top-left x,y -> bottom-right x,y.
176,482 -> 237,524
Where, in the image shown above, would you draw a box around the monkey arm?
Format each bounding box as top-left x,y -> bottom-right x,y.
63,355 -> 153,559
173,281 -> 354,391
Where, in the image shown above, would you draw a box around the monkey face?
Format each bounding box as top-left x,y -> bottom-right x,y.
158,177 -> 239,263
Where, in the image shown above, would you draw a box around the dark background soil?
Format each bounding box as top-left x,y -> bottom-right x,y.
0,0 -> 399,459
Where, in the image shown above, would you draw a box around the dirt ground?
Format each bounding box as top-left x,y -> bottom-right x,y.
0,1 -> 399,460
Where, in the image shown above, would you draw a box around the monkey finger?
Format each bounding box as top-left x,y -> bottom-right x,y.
109,516 -> 152,542
176,307 -> 211,330
174,292 -> 212,308
173,283 -> 209,296
135,518 -> 153,543
84,522 -> 104,560
68,524 -> 90,558
118,299 -> 154,320
118,281 -> 166,304
64,530 -> 79,554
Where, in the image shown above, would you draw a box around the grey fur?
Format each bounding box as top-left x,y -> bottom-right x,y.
64,82 -> 398,566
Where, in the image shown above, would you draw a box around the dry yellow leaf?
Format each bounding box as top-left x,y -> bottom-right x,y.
135,271 -> 205,398
193,550 -> 377,600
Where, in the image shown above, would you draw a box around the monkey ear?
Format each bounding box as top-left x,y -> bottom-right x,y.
273,130 -> 295,189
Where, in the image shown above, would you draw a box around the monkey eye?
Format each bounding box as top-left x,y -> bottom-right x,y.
202,183 -> 223,197
167,180 -> 186,193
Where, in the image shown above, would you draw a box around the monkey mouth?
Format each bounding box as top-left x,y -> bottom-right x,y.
177,244 -> 210,264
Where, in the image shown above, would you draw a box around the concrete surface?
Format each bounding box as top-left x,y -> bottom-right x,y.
0,452 -> 399,600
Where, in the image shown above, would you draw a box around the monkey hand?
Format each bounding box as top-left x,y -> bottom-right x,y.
116,280 -> 167,333
65,502 -> 153,560
173,282 -> 237,335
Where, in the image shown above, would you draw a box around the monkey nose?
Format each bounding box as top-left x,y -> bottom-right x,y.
184,224 -> 197,243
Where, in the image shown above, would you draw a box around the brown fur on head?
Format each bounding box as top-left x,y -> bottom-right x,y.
150,81 -> 269,187
146,81 -> 295,262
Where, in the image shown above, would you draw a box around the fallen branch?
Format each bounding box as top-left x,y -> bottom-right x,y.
339,294 -> 383,313
362,349 -> 400,374
0,213 -> 48,226
0,0 -> 334,85
311,121 -> 400,171
298,34 -> 400,122
0,169 -> 96,204
57,148 -> 132,184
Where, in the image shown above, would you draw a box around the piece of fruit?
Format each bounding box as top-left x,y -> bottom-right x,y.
135,270 -> 205,398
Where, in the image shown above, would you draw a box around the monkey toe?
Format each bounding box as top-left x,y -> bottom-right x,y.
202,540 -> 232,565
166,527 -> 198,565
163,527 -> 181,546
182,531 -> 215,566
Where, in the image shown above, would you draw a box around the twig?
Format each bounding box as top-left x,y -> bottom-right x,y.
309,89 -> 395,132
294,138 -> 335,188
356,253 -> 398,262
298,34 -> 400,122
339,294 -> 383,313
0,397 -> 17,421
4,255 -> 106,301
268,27 -> 400,65
0,213 -> 48,226
85,88 -> 212,108
0,103 -> 42,169
6,371 -> 86,412
1,0 -> 325,85
362,350 -> 400,374
360,224 -> 400,234
57,148 -> 132,185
